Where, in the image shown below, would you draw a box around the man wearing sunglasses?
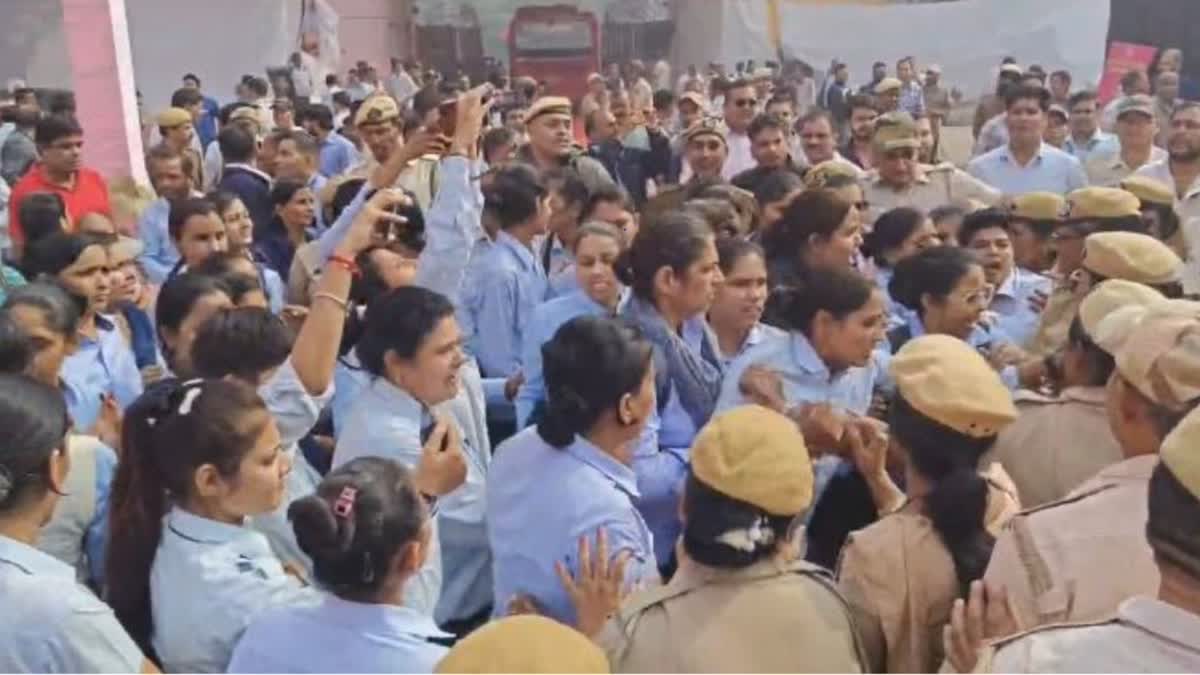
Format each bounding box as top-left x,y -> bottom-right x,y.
862,112 -> 999,226
720,78 -> 758,179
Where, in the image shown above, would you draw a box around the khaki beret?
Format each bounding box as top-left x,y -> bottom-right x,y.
691,405 -> 813,515
525,96 -> 573,124
435,616 -> 608,674
875,77 -> 903,94
1120,175 -> 1175,207
890,335 -> 1017,438
1006,192 -> 1064,222
1000,64 -> 1024,76
156,107 -> 192,128
682,117 -> 727,145
1078,280 -> 1165,350
1116,310 -> 1200,411
1063,187 -> 1141,221
354,94 -> 400,127
679,91 -> 706,109
1161,405 -> 1200,500
804,159 -> 860,188
1083,231 -> 1182,285
872,111 -> 920,151
1115,94 -> 1156,121
228,106 -> 261,127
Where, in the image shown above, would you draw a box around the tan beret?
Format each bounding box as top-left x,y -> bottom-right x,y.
1120,175 -> 1175,207
354,94 -> 400,127
691,405 -> 814,516
1006,192 -> 1064,222
875,77 -> 903,94
228,106 -> 261,127
435,616 -> 608,674
1116,310 -> 1200,411
1078,280 -> 1165,350
1063,187 -> 1141,221
872,111 -> 920,151
525,96 -> 573,124
890,335 -> 1017,438
156,107 -> 192,128
682,117 -> 727,145
1161,405 -> 1200,500
679,91 -> 706,109
1083,231 -> 1182,285
1000,64 -> 1024,76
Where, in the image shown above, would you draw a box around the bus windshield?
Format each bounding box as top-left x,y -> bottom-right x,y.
512,19 -> 593,56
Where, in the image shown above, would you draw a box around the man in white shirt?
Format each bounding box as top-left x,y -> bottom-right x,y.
720,78 -> 758,179
386,58 -> 418,108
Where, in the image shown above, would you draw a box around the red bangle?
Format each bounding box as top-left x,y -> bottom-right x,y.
327,254 -> 360,277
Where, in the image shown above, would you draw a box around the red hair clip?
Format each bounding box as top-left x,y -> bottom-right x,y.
333,486 -> 358,519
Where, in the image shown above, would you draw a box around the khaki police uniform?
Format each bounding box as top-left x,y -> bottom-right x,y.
837,336 -> 1021,673
600,406 -> 867,673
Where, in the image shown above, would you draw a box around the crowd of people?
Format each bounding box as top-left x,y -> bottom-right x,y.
1,43 -> 1200,673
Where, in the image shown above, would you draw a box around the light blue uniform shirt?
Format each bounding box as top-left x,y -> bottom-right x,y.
228,595 -> 450,674
306,173 -> 328,235
150,509 -> 319,673
488,428 -> 658,624
318,132 -> 360,178
0,534 -> 143,673
967,142 -> 1089,195
460,230 -> 549,379
60,315 -> 144,432
515,290 -> 619,428
1063,129 -> 1119,165
718,322 -> 786,369
537,233 -> 578,299
38,438 -> 116,587
334,376 -> 492,624
990,266 -> 1052,348
262,265 -> 286,315
136,197 -> 179,284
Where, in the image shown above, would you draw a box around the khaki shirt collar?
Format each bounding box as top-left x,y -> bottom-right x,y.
1118,596 -> 1200,650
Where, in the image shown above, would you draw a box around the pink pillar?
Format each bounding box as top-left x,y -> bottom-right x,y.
60,0 -> 145,182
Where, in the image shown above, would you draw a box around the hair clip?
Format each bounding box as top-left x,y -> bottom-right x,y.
715,516 -> 776,552
333,486 -> 358,519
177,387 -> 203,416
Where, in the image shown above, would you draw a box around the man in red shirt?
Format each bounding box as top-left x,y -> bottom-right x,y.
8,115 -> 110,256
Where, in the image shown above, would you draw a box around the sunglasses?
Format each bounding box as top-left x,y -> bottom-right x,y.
734,98 -> 759,108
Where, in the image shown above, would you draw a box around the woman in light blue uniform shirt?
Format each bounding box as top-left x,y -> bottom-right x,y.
716,266 -> 888,569
708,238 -> 785,369
489,316 -> 659,623
0,374 -> 153,673
23,232 -> 143,432
617,212 -> 724,571
3,284 -> 116,589
229,457 -> 454,673
538,168 -> 590,299
334,286 -> 490,629
516,221 -> 625,427
106,378 -> 319,673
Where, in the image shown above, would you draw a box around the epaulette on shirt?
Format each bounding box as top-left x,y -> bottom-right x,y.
1012,481 -> 1119,518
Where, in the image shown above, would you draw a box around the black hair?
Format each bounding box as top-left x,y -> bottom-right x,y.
191,252 -> 265,304
34,114 -> 83,147
245,76 -> 269,97
0,314 -> 33,375
684,198 -> 740,238
582,185 -> 630,222
154,272 -> 232,370
716,237 -> 764,276
16,192 -> 67,247
930,204 -> 966,225
537,316 -> 653,448
182,73 -> 201,86
45,92 -> 75,117
1067,90 -> 1098,110
1146,462 -> 1200,579
889,393 -> 996,597
330,178 -> 368,223
300,103 -> 334,132
956,208 -> 1009,248
762,188 -> 852,266
863,207 -> 927,264
272,128 -> 320,158
481,127 -> 516,165
0,374 -> 71,510
681,471 -> 795,568
107,378 -> 271,652
571,221 -> 623,254
168,197 -> 219,242
889,245 -> 980,317
21,232 -> 108,280
170,87 -> 203,109
545,168 -> 590,211
191,307 -> 292,382
145,144 -> 194,184
355,286 -> 455,376
290,457 -> 426,600
271,178 -> 311,208
2,281 -> 85,343
751,170 -> 803,210
769,265 -> 875,336
218,123 -> 257,164
482,163 -> 547,230
1120,69 -> 1146,91
653,89 -> 675,111
206,190 -> 241,218
747,113 -> 787,141
615,211 -> 713,302
1067,315 -> 1116,387
1003,84 -> 1051,112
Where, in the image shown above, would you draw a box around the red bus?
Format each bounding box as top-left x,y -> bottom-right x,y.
508,5 -> 601,102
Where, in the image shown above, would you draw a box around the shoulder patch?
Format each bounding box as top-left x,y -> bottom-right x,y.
989,615 -> 1119,650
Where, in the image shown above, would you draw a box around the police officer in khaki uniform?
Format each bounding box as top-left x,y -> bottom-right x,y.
838,336 -> 1021,674
1026,187 -> 1146,355
959,404 -> 1200,672
986,280 -> 1163,508
1122,174 -> 1189,269
985,301 -> 1200,631
596,405 -> 868,673
860,112 -> 1001,227
642,119 -> 728,225
1003,192 -> 1064,275
1076,230 -> 1184,297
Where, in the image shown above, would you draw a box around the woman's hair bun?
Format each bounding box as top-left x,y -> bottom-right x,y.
289,494 -> 354,560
